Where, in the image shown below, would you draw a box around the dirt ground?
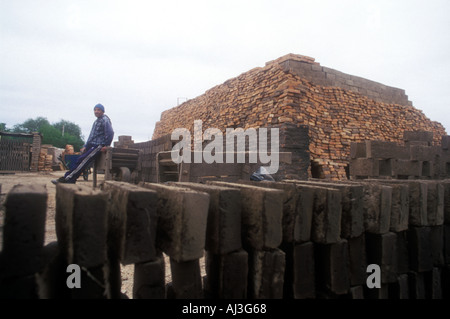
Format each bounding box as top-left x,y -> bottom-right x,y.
0,170 -> 205,299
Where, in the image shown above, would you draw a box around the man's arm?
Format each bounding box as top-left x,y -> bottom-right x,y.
103,117 -> 114,147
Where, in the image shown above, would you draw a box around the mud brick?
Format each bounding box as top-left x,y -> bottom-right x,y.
393,159 -> 422,177
445,225 -> 450,264
388,183 -> 409,232
139,182 -> 209,262
424,268 -> 442,299
70,264 -> 108,299
248,248 -> 285,299
373,180 -> 427,226
241,180 -> 312,243
442,135 -> 450,150
169,257 -> 203,299
281,241 -> 315,299
396,231 -> 410,274
309,187 -> 341,244
1,184 -> 47,278
171,182 -> 242,255
209,181 -> 283,250
407,181 -> 428,226
361,183 -> 392,234
204,249 -> 248,299
388,274 -> 409,299
408,271 -> 426,299
366,232 -> 398,284
55,184 -> 109,268
347,234 -> 367,286
293,180 -> 364,239
349,158 -> 377,178
404,131 -> 433,146
133,254 -> 165,299
35,242 -> 70,299
102,181 -> 158,264
408,226 -> 433,272
365,140 -> 408,159
410,145 -> 435,161
425,181 -> 444,226
444,181 -> 450,223
315,239 -> 350,295
350,142 -> 366,159
442,265 -> 450,299
430,225 -> 444,266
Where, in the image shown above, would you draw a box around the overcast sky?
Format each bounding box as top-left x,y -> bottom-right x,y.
1,0 -> 449,143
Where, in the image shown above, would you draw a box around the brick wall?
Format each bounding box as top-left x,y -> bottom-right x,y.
1,179 -> 449,299
152,54 -> 446,180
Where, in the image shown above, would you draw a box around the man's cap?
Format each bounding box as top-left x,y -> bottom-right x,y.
94,103 -> 105,112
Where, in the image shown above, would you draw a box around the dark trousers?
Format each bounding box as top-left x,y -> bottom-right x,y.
63,145 -> 103,183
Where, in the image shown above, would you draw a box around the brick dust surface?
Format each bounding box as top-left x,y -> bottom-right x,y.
0,171 -> 206,299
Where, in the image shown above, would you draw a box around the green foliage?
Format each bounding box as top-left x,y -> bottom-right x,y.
0,123 -> 9,132
10,117 -> 85,151
13,117 -> 50,133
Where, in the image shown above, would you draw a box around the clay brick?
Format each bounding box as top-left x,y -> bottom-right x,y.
425,181 -> 444,226
1,184 -> 47,277
171,182 -> 242,255
208,181 -> 283,250
292,180 -> 364,239
315,240 -> 350,295
365,232 -> 398,284
248,248 -> 286,299
204,249 -> 248,299
408,226 -> 433,272
169,258 -> 203,299
360,182 -> 392,234
239,180 -> 309,243
55,184 -> 109,268
281,241 -> 315,299
133,254 -> 166,299
139,182 -> 209,262
347,234 -> 367,286
102,181 -> 158,264
388,274 -> 409,299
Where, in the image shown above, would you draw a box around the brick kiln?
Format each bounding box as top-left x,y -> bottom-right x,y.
152,53 -> 446,180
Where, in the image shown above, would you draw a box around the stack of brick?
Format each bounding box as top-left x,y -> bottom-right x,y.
114,135 -> 135,149
132,134 -> 176,182
0,184 -> 47,298
137,182 -> 209,298
38,145 -> 53,172
350,131 -> 450,179
151,54 -> 446,180
2,178 -> 449,299
169,182 -> 247,298
207,181 -> 286,298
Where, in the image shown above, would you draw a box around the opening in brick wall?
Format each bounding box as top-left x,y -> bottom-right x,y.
310,160 -> 325,179
379,159 -> 392,177
422,161 -> 431,177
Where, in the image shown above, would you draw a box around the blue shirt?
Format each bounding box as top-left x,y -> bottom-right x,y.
84,114 -> 114,148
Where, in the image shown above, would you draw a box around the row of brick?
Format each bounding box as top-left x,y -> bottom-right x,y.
1,178 -> 449,298
150,54 -> 447,180
350,132 -> 450,179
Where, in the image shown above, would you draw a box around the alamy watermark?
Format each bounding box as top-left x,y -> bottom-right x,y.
170,120 -> 280,174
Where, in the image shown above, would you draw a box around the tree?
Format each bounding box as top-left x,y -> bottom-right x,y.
13,117 -> 50,133
11,117 -> 85,151
0,123 -> 9,132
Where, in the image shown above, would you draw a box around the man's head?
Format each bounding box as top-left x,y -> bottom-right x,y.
94,103 -> 105,117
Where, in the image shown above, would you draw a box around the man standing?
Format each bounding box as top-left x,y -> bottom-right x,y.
52,103 -> 114,184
